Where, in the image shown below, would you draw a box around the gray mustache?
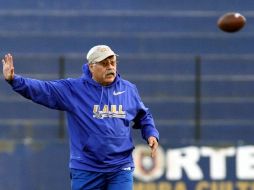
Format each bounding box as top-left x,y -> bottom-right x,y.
106,70 -> 115,76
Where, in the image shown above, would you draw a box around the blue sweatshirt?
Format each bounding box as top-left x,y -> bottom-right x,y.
10,64 -> 159,172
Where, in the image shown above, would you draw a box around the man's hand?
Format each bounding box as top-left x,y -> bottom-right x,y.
2,53 -> 15,81
148,136 -> 158,158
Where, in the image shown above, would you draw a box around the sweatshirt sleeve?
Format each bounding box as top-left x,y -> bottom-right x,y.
9,74 -> 73,111
132,86 -> 159,142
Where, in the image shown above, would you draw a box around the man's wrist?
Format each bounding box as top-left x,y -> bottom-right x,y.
5,76 -> 14,84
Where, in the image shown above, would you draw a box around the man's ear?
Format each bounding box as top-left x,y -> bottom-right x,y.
88,63 -> 94,73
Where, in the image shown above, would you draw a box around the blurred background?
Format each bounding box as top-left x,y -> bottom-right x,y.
0,0 -> 254,189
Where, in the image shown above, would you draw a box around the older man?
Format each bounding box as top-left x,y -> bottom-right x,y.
2,45 -> 159,190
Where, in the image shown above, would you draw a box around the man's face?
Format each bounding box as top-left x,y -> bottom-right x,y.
89,55 -> 117,86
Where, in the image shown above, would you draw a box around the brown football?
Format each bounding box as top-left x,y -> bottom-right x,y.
217,12 -> 246,33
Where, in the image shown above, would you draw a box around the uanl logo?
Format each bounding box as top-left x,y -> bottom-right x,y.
93,104 -> 126,119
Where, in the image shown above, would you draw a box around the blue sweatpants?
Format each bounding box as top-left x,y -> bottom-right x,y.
70,168 -> 133,190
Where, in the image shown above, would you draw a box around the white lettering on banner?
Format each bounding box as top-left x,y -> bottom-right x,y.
237,146 -> 254,179
134,181 -> 254,190
133,145 -> 254,182
166,146 -> 203,180
201,147 -> 235,180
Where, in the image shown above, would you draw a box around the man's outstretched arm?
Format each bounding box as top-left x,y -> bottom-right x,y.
2,53 -> 15,81
2,53 -> 73,111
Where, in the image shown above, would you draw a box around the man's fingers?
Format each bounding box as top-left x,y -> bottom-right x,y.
9,54 -> 13,67
147,137 -> 158,158
151,145 -> 157,158
5,54 -> 8,62
2,53 -> 15,81
3,54 -> 14,70
5,54 -> 13,66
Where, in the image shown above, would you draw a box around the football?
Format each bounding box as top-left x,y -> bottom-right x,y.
217,12 -> 246,33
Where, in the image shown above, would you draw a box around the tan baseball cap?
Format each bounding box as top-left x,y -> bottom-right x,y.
86,45 -> 117,64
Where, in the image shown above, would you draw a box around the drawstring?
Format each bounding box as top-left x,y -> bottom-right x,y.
96,86 -> 110,119
99,86 -> 110,109
107,88 -> 109,108
98,86 -> 110,110
94,86 -> 104,119
99,86 -> 104,109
